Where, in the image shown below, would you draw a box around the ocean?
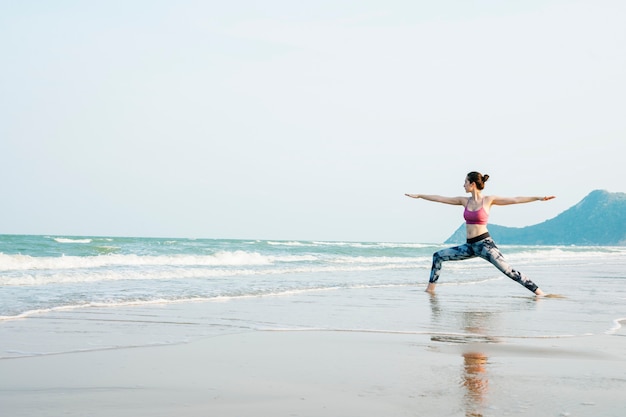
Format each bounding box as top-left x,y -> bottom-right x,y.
1,234 -> 625,358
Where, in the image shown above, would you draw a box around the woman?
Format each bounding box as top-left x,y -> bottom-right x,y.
405,171 -> 555,296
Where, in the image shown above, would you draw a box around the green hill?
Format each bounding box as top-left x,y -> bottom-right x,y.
444,190 -> 626,246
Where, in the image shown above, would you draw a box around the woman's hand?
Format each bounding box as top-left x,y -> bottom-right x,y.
405,193 -> 420,199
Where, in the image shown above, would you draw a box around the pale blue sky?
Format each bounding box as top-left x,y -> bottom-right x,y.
1,1 -> 625,243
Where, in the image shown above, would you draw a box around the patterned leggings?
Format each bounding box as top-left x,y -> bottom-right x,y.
429,236 -> 539,293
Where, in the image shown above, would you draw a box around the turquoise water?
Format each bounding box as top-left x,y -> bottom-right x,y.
2,234 -> 624,319
1,234 -> 625,360
0,235 -> 435,318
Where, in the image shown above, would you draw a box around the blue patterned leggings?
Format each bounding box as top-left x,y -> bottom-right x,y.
429,236 -> 539,293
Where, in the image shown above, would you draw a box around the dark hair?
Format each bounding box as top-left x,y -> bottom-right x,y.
467,171 -> 489,190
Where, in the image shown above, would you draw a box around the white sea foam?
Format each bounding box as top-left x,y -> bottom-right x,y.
0,261 -> 428,286
506,246 -> 626,262
605,317 -> 626,335
329,255 -> 428,264
53,237 -> 93,244
0,251 -> 319,272
0,283 -> 416,322
266,240 -> 436,249
311,241 -> 434,249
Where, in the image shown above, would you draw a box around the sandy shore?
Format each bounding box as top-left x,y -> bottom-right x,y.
1,326 -> 625,417
3,236 -> 626,416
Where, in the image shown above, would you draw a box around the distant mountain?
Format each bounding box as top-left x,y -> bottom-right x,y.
445,190 -> 626,246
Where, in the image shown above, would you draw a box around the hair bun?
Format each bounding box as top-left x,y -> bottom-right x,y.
482,174 -> 490,182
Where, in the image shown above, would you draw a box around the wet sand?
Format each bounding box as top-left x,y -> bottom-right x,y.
1,325 -> 625,417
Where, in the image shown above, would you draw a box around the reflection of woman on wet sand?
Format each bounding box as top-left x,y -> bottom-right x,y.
462,352 -> 489,417
427,298 -> 493,416
406,171 -> 555,296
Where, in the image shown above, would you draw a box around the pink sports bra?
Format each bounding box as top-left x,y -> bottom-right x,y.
464,199 -> 489,225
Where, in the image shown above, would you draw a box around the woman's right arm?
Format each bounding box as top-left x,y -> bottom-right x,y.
404,194 -> 466,205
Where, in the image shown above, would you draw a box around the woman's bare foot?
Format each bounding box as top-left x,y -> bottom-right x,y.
425,283 -> 436,294
534,288 -> 545,297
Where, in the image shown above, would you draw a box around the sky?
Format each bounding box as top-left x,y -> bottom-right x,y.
1,0 -> 625,243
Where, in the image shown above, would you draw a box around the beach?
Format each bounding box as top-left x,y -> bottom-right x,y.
1,290 -> 625,417
2,328 -> 624,417
1,236 -> 625,416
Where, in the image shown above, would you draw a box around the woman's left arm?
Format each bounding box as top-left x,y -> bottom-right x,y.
489,195 -> 556,206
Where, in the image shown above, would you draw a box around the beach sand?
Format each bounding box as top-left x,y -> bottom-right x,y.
1,313 -> 625,417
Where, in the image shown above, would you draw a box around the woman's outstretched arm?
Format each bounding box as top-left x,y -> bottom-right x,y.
490,195 -> 556,206
405,194 -> 466,206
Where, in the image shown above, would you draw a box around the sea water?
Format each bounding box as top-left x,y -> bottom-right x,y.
1,234 -> 625,359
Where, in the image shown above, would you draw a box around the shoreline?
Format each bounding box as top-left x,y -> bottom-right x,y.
2,244 -> 626,417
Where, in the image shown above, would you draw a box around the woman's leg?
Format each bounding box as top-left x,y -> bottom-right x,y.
475,239 -> 541,294
428,244 -> 476,290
